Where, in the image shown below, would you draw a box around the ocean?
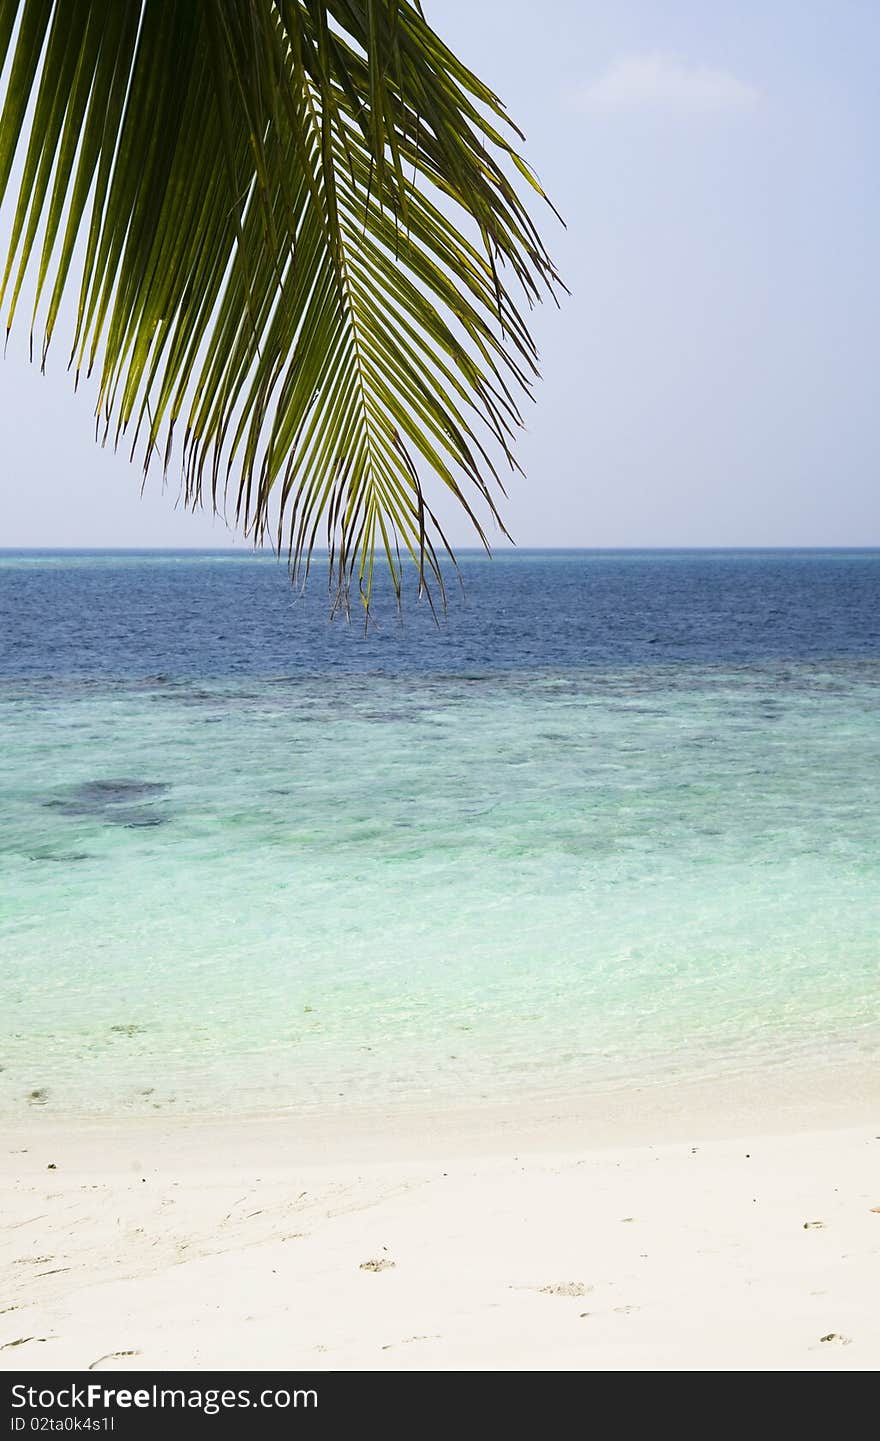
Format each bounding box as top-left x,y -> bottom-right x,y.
1,548 -> 878,1119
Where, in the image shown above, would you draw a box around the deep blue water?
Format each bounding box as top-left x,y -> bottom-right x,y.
2,548 -> 879,678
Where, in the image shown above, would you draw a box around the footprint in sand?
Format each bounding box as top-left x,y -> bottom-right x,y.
88,1350 -> 142,1371
381,1334 -> 441,1350
536,1282 -> 591,1298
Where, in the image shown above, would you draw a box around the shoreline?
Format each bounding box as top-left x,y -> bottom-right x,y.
5,1052 -> 879,1162
3,1067 -> 879,1371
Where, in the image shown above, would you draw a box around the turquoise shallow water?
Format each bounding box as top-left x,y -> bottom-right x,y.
1,550 -> 878,1117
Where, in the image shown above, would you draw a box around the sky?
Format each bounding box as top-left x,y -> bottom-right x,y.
2,0 -> 879,549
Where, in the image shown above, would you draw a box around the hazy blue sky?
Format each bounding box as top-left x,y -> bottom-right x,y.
2,0 -> 879,548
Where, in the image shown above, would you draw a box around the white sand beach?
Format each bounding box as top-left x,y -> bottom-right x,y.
2,1075 -> 879,1372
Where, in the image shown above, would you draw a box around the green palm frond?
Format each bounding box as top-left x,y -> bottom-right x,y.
0,0 -> 561,611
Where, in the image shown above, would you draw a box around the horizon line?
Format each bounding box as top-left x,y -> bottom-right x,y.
3,544 -> 880,556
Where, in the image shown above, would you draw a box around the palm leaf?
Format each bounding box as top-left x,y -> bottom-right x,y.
0,0 -> 561,611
